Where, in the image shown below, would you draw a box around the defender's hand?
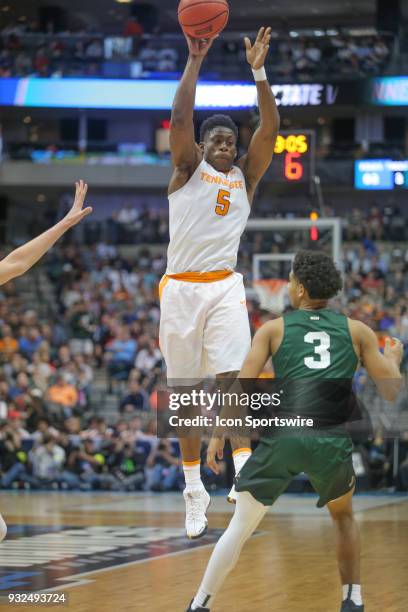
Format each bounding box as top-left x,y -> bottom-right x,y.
64,180 -> 93,227
186,35 -> 216,58
244,26 -> 271,70
207,436 -> 225,474
384,337 -> 403,365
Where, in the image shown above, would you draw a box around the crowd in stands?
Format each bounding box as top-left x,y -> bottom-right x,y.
109,205 -> 169,245
82,203 -> 407,247
242,34 -> 391,80
0,207 -> 407,493
0,21 -> 393,80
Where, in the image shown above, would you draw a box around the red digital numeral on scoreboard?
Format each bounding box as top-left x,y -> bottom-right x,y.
284,152 -> 304,181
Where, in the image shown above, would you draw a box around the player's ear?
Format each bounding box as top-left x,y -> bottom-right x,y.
199,142 -> 205,152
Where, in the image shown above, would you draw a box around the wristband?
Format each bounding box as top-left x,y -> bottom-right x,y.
252,67 -> 267,82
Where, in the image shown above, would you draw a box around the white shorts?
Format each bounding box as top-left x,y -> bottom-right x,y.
159,272 -> 251,384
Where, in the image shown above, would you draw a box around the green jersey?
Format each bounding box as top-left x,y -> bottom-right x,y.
235,308 -> 359,506
273,308 -> 358,379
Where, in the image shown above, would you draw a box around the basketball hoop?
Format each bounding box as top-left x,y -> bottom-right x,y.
253,279 -> 288,313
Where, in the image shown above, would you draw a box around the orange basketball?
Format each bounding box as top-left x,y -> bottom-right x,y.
178,0 -> 229,39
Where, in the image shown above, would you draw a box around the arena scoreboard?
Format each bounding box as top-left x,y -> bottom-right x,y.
355,159 -> 408,190
270,130 -> 315,186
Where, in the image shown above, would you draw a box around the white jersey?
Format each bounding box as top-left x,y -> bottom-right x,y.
166,159 -> 250,274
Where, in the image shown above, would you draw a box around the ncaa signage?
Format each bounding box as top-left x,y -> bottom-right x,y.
271,84 -> 339,107
0,78 -> 364,110
2,78 -> 406,110
371,77 -> 408,106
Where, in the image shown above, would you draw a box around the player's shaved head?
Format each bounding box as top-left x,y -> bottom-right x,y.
292,250 -> 343,300
200,114 -> 238,143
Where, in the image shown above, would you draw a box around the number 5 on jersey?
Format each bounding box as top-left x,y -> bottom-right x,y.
215,189 -> 231,217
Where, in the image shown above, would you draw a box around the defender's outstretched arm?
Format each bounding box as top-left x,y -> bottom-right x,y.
0,180 -> 92,287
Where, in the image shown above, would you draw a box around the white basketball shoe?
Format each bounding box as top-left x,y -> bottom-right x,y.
183,488 -> 211,539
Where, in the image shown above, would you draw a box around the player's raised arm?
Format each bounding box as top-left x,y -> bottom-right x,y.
0,180 -> 92,287
351,320 -> 403,401
169,37 -> 215,193
238,27 -> 280,201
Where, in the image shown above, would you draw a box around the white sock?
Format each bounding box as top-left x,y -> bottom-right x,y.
183,462 -> 203,492
0,514 -> 7,542
343,584 -> 362,605
232,448 -> 251,475
192,491 -> 267,609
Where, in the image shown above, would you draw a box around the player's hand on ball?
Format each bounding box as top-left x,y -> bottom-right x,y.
64,180 -> 93,227
207,436 -> 225,474
384,337 -> 404,364
185,34 -> 216,58
244,26 -> 272,69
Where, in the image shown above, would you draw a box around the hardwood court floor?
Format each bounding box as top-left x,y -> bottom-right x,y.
0,491 -> 407,612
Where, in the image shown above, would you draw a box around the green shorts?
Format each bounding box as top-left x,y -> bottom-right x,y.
234,434 -> 355,508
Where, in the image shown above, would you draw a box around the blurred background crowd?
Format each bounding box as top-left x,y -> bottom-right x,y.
0,19 -> 394,81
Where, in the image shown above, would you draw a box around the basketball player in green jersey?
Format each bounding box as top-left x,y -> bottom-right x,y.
187,250 -> 403,612
0,180 -> 91,545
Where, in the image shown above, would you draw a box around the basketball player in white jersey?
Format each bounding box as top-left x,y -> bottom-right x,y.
159,27 -> 280,538
0,181 -> 91,544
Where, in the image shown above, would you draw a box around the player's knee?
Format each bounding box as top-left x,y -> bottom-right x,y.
330,507 -> 354,529
0,515 -> 7,542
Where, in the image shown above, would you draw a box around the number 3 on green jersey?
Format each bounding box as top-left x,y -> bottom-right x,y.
304,331 -> 331,369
